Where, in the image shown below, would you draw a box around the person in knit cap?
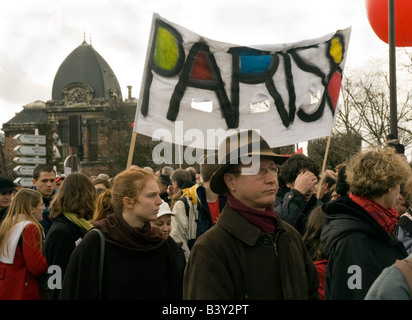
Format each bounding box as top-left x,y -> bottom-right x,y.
0,177 -> 16,224
183,129 -> 319,300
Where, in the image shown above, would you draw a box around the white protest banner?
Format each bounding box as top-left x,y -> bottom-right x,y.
133,13 -> 351,150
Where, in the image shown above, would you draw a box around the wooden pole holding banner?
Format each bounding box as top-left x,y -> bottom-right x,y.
178,144 -> 182,169
316,132 -> 332,199
126,14 -> 157,171
126,132 -> 137,169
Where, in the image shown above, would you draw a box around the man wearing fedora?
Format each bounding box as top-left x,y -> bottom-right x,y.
183,130 -> 319,300
0,177 -> 16,224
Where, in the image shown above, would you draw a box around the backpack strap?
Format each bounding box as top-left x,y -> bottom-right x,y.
394,258 -> 412,299
90,228 -> 105,299
180,196 -> 190,217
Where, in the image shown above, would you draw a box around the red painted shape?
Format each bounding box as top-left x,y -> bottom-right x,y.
190,51 -> 212,81
328,71 -> 342,110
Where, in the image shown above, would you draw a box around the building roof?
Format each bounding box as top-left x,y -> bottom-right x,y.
51,40 -> 122,101
5,102 -> 47,124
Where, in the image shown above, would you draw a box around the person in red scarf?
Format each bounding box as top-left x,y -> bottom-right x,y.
320,146 -> 411,300
183,130 -> 319,300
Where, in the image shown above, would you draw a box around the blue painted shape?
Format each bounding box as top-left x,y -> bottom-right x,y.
240,54 -> 272,74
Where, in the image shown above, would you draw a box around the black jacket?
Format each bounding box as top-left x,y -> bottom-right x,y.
44,215 -> 86,299
0,206 -> 8,225
275,188 -> 321,235
31,187 -> 57,235
60,213 -> 184,300
320,197 -> 407,300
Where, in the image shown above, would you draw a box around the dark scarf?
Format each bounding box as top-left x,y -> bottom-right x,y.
350,193 -> 399,235
226,193 -> 278,233
93,212 -> 166,251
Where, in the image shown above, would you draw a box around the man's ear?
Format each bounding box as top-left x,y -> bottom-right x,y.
224,173 -> 236,193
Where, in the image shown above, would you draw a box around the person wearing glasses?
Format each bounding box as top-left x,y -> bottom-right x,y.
31,164 -> 57,235
183,130 -> 319,300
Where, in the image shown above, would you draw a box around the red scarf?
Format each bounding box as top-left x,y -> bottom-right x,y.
226,193 -> 278,233
350,193 -> 399,235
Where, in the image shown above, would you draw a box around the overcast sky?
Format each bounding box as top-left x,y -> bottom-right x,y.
0,0 -> 392,129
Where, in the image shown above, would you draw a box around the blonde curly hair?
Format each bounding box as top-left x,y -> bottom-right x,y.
346,147 -> 411,198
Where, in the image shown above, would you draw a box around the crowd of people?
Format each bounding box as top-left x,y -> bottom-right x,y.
0,131 -> 411,300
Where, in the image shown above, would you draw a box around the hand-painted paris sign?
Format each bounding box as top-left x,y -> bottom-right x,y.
134,13 -> 351,149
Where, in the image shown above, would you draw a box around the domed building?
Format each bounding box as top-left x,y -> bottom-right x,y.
52,40 -> 122,103
1,39 -> 138,180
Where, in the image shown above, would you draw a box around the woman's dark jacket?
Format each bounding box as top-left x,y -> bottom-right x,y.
44,214 -> 86,299
59,213 -> 184,300
320,197 -> 408,300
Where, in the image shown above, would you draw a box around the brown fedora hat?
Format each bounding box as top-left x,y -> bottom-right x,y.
210,130 -> 289,194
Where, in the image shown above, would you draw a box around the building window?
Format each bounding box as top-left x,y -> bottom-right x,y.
89,124 -> 98,161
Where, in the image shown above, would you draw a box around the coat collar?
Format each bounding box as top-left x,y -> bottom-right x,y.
217,204 -> 290,246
